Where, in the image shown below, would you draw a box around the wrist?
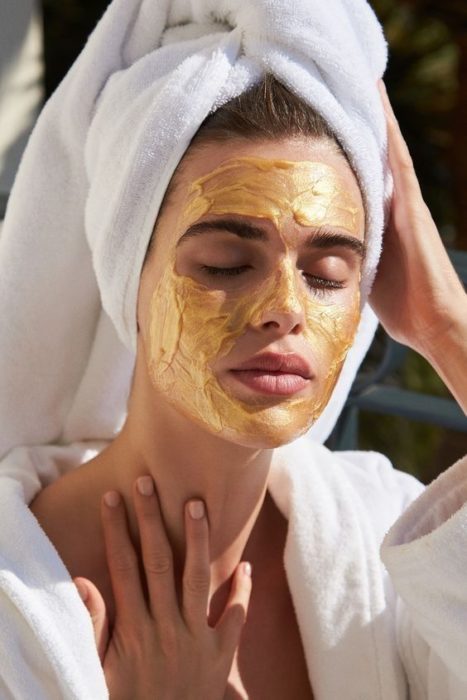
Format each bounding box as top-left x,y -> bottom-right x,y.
420,296 -> 467,415
421,296 -> 467,358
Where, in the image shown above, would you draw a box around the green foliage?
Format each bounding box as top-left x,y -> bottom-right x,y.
371,0 -> 460,242
42,0 -> 109,96
358,350 -> 454,483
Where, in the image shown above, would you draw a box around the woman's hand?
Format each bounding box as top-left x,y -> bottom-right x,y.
369,79 -> 467,358
370,79 -> 467,412
73,477 -> 252,700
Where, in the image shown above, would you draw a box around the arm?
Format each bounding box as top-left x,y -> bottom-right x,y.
374,82 -> 467,695
370,81 -> 467,414
422,312 -> 467,414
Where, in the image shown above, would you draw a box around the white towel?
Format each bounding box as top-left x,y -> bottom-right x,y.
0,1 -> 392,695
4,437 -> 467,699
0,439 -> 414,700
0,0 -> 388,472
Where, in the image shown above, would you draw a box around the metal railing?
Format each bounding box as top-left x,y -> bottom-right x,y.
327,249 -> 467,450
0,193 -> 8,219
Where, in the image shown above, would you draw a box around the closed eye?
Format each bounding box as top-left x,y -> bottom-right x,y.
301,273 -> 345,299
301,273 -> 344,290
200,265 -> 251,277
200,265 -> 345,297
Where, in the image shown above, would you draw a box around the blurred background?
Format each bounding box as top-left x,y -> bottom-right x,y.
0,0 -> 466,484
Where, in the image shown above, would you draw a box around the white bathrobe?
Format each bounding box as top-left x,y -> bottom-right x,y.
0,1 -> 464,698
1,438 -> 466,699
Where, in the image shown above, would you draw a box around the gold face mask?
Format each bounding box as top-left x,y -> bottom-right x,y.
145,157 -> 363,448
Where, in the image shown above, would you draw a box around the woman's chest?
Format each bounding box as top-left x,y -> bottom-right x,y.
94,571 -> 314,700
224,565 -> 314,700
93,557 -> 314,700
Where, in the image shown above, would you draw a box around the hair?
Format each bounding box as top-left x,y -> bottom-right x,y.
145,73 -> 351,260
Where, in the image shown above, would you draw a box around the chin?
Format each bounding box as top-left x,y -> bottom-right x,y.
168,388 -> 321,450
218,420 -> 316,450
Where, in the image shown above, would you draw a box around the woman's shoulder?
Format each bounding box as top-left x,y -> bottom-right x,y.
29,456 -> 108,577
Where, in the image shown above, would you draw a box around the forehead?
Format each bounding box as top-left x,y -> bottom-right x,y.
155,138 -> 366,250
179,156 -> 363,236
182,137 -> 362,196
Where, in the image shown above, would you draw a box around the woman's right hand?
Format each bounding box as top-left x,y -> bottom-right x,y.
73,477 -> 252,700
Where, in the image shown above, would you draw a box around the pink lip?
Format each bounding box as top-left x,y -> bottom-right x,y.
233,352 -> 312,378
229,352 -> 313,396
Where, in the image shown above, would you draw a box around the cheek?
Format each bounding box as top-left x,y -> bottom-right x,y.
147,266 -> 242,380
147,258 -> 360,390
303,294 -> 360,371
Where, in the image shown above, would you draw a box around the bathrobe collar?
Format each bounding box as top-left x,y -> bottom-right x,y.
270,438 -> 406,699
0,439 -> 406,699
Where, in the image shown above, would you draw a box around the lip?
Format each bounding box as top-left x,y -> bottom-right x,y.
232,352 -> 313,379
229,352 -> 313,396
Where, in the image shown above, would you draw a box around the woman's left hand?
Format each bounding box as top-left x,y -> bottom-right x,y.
369,80 -> 467,359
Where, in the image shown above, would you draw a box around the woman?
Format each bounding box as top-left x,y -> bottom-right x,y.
1,1 -> 466,698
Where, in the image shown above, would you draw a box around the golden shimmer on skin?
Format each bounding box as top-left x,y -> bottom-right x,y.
146,157 -> 362,448
182,157 -> 362,233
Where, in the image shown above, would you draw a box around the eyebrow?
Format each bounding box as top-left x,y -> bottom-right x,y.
177,217 -> 366,260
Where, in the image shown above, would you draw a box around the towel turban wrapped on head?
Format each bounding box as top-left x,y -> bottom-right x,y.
0,0 -> 391,489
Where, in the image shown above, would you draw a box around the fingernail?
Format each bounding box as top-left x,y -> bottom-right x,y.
137,476 -> 154,496
188,500 -> 204,519
243,562 -> 252,578
104,490 -> 120,507
75,581 -> 88,602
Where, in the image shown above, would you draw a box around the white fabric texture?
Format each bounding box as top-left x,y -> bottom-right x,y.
2,440 -> 467,699
0,0 -> 388,467
1,0 -> 439,697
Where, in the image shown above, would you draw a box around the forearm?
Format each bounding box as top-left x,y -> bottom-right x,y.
420,297 -> 467,415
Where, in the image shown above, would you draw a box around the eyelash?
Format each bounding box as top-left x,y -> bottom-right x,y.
199,265 -> 345,296
201,265 -> 250,277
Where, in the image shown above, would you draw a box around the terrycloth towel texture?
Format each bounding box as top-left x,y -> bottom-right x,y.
381,454 -> 467,694
3,439 -> 467,699
0,0 -> 389,468
0,439 -> 418,700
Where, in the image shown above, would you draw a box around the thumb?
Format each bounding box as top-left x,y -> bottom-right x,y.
74,576 -> 109,663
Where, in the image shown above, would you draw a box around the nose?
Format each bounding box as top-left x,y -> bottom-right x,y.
253,261 -> 306,336
259,308 -> 304,335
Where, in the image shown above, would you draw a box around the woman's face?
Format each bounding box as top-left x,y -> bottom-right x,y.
137,138 -> 366,448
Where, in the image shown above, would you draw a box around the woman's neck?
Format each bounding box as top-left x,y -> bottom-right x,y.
29,372 -> 287,627
99,391 -> 275,608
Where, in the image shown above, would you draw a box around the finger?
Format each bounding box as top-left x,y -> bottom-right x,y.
133,476 -> 181,626
182,499 -> 210,631
377,79 -> 394,119
74,576 -> 109,662
216,562 -> 252,657
378,79 -> 403,138
101,490 -> 147,626
377,79 -> 423,200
